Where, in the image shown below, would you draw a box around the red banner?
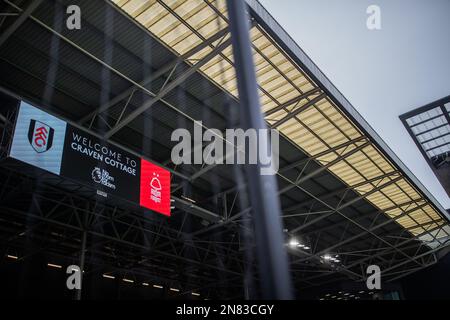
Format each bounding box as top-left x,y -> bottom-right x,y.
140,159 -> 171,216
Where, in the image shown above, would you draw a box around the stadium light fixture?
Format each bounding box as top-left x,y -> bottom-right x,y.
288,238 -> 299,247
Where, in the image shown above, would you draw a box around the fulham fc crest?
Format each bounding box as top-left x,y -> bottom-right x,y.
27,119 -> 55,153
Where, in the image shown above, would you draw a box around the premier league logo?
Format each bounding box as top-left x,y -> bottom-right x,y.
27,119 -> 55,153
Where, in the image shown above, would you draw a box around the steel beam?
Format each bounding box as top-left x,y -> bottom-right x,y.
298,199 -> 423,238
264,87 -> 322,117
78,26 -> 230,124
295,202 -> 430,264
0,171 -> 246,279
279,136 -> 368,173
302,224 -> 449,284
282,173 -> 424,267
2,1 -> 222,150
278,140 -> 372,195
282,170 -> 400,213
103,38 -> 232,138
288,175 -> 403,234
0,0 -> 43,47
270,93 -> 327,128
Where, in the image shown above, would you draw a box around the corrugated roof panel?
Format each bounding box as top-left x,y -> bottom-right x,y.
110,0 -> 450,244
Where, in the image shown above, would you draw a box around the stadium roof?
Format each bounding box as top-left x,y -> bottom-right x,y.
110,0 -> 450,244
0,0 -> 449,297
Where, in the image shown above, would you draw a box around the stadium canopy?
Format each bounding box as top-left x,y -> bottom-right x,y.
110,0 -> 450,246
0,0 -> 449,298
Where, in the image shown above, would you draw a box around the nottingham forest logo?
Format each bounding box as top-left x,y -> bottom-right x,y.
27,119 -> 55,153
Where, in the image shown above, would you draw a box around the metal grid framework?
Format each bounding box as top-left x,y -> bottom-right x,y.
401,96 -> 450,166
0,0 -> 449,298
110,0 -> 450,241
0,167 -> 441,297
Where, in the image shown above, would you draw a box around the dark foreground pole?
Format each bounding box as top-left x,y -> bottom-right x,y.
226,0 -> 293,299
76,229 -> 87,300
76,213 -> 89,300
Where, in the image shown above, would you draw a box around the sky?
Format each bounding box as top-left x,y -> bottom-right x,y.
258,0 -> 450,208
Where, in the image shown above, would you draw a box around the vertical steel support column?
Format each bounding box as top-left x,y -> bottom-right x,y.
226,0 -> 293,299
